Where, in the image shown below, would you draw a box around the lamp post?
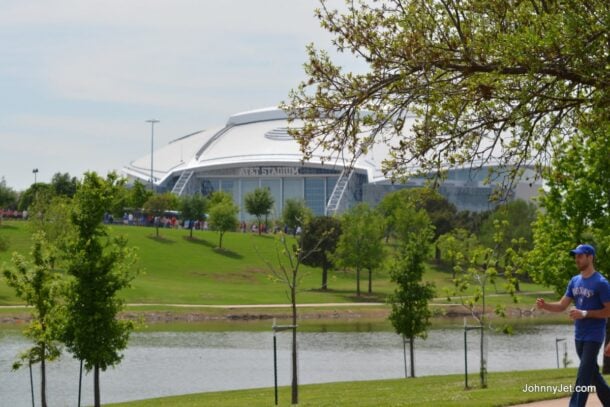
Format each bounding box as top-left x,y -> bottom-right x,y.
272,318 -> 297,406
146,119 -> 160,192
32,168 -> 38,184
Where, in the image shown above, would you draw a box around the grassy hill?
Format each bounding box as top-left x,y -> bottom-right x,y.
0,220 -> 550,307
108,368 -> 578,407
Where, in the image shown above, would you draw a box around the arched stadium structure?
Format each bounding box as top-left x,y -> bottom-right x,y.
122,107 -> 541,220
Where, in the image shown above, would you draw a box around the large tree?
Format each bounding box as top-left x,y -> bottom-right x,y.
208,200 -> 239,249
335,203 -> 385,296
28,195 -> 75,247
377,188 -> 457,261
479,199 -> 537,252
50,172 -> 78,198
284,1 -> 610,186
129,179 -> 153,210
244,187 -> 274,235
0,177 -> 18,210
528,121 -> 610,373
530,126 -> 610,293
301,216 -> 342,290
143,193 -> 178,237
437,228 -> 478,279
62,172 -> 138,407
180,193 -> 208,238
18,183 -> 54,212
282,198 -> 312,234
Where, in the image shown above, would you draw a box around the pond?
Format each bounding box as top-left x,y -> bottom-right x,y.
0,324 -> 581,406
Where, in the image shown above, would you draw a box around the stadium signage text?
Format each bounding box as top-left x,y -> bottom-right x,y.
239,167 -> 300,176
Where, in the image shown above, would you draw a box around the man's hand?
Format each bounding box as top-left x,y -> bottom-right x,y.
536,298 -> 546,310
605,343 -> 610,357
569,308 -> 586,320
535,296 -> 572,313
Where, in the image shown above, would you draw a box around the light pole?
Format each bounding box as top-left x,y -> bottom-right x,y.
271,318 -> 297,406
32,168 -> 38,184
146,119 -> 160,192
556,337 -> 567,368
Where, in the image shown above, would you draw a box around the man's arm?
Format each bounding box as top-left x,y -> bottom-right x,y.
569,301 -> 610,320
536,296 -> 572,312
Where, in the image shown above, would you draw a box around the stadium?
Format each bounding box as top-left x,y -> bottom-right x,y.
122,107 -> 541,220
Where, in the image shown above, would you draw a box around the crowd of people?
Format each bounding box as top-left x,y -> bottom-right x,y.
0,209 -> 27,220
3,207 -> 302,236
101,211 -> 303,235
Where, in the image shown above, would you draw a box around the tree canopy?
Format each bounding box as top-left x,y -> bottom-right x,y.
50,172 -> 78,198
529,122 -> 610,294
282,199 -> 312,232
0,177 -> 18,209
378,188 -> 455,241
301,216 -> 342,290
208,200 -> 239,249
180,193 -> 208,238
284,1 -> 610,184
143,193 -> 178,237
244,187 -> 274,234
335,203 -> 385,295
479,199 -> 537,251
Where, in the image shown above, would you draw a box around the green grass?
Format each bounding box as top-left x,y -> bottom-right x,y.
0,221 -> 553,309
108,368 -> 581,406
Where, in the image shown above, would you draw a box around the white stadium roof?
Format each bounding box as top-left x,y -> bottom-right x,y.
123,107 -> 391,187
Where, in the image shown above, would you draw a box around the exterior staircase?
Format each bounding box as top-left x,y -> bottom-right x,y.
326,168 -> 354,215
171,171 -> 194,196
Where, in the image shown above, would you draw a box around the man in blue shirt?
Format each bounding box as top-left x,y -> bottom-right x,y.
537,244 -> 610,407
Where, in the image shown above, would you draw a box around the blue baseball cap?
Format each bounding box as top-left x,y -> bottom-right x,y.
570,244 -> 596,257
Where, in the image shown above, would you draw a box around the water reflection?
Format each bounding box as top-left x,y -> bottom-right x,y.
0,324 -> 579,406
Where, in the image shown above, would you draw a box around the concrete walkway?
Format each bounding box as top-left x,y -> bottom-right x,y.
0,290 -> 555,309
512,396 -> 602,406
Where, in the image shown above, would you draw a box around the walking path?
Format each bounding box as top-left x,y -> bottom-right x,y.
512,396 -> 601,406
0,302 -> 388,309
0,290 -> 554,310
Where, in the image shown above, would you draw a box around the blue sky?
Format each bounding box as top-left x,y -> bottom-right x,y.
1,0 -> 354,190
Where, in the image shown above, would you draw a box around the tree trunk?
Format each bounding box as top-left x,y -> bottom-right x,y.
321,261 -> 328,290
155,225 -> 159,237
480,282 -> 487,388
356,267 -> 361,297
409,336 -> 415,378
291,284 -> 298,405
94,364 -> 101,407
190,224 -> 193,238
403,336 -> 408,378
368,268 -> 372,294
41,342 -> 47,407
219,232 -> 224,249
435,243 -> 441,265
258,216 -> 262,236
480,326 -> 486,388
